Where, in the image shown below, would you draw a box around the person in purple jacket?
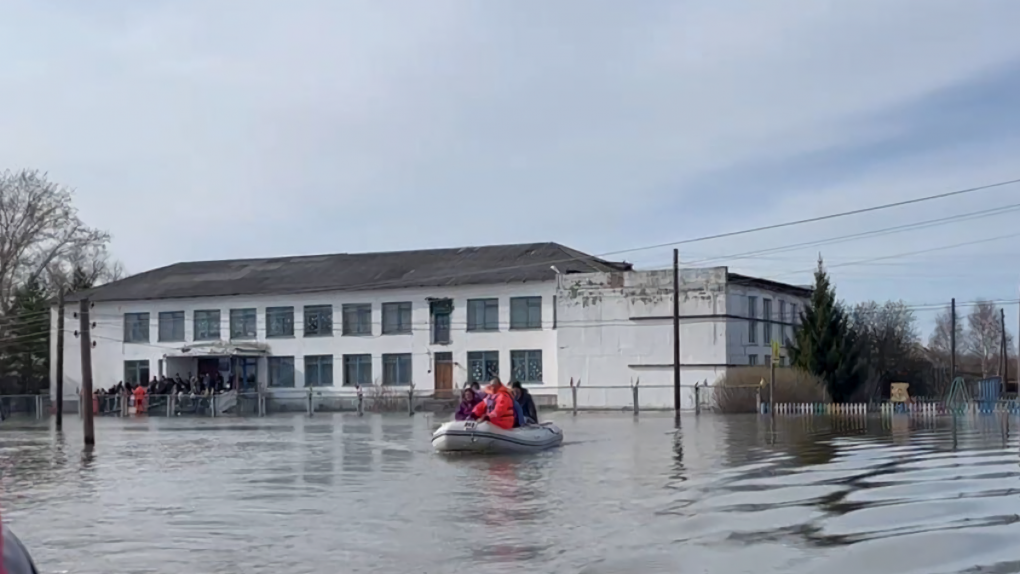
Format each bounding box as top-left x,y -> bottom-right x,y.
454,388 -> 482,421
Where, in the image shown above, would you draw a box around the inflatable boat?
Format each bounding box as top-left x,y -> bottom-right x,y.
432,420 -> 564,454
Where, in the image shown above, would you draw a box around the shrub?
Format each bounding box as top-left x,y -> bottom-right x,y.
713,366 -> 828,413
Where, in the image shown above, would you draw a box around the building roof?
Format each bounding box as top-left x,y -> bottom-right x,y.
65,242 -> 633,303
727,272 -> 813,298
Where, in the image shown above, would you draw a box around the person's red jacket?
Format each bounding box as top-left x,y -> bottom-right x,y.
471,388 -> 515,430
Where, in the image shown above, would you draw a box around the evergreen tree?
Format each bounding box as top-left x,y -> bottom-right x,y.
1,279 -> 50,394
788,256 -> 862,402
70,264 -> 94,292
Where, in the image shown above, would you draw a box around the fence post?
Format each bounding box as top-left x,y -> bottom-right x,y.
570,378 -> 580,416
357,385 -> 364,416
167,394 -> 173,417
307,387 -> 314,416
211,393 -> 217,418
407,382 -> 415,417
694,383 -> 701,416
35,395 -> 43,420
632,378 -> 640,416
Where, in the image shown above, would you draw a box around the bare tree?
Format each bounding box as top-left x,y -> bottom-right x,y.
965,300 -> 1003,377
46,243 -> 126,292
0,169 -> 110,305
928,305 -> 964,368
850,300 -> 926,398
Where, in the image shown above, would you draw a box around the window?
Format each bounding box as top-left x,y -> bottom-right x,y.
789,303 -> 799,339
467,298 -> 499,331
382,353 -> 412,385
342,304 -> 372,336
778,300 -> 787,342
266,306 -> 294,338
304,305 -> 333,337
747,296 -> 758,344
762,298 -> 773,343
158,311 -> 184,342
748,354 -> 758,366
467,351 -> 500,383
229,308 -> 257,339
268,357 -> 295,388
381,302 -> 412,335
124,360 -> 149,385
304,355 -> 334,387
194,310 -> 221,340
123,313 -> 150,343
510,297 -> 542,329
510,350 -> 543,383
780,355 -> 787,367
343,354 -> 373,386
765,354 -> 771,366
430,299 -> 453,344
779,300 -> 787,325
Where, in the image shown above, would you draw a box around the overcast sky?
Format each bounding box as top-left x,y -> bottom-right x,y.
1,0 -> 1018,337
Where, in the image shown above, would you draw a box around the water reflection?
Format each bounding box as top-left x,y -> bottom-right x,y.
6,413 -> 1020,573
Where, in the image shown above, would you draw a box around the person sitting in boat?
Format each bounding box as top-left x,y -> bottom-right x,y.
510,381 -> 539,424
470,378 -> 517,430
455,388 -> 482,421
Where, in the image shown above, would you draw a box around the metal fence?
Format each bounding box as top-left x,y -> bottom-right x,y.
0,395 -> 48,419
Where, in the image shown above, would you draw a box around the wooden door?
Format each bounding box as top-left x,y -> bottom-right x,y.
434,353 -> 453,399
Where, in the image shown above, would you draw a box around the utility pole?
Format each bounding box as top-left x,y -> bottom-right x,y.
55,289 -> 65,431
950,298 -> 957,381
1001,308 -> 1007,378
672,248 -> 681,416
79,299 -> 95,446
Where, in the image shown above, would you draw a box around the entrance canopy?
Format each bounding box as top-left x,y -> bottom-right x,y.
165,341 -> 270,358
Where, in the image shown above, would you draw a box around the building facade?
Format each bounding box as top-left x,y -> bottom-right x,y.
50,243 -> 810,410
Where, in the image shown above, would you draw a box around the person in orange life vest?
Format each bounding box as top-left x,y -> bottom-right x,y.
470,377 -> 516,430
132,384 -> 147,414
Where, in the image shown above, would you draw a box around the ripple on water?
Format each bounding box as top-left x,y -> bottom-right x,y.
3,413 -> 1020,573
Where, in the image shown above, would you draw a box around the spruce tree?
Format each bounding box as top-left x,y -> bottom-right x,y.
2,279 -> 50,394
788,256 -> 861,402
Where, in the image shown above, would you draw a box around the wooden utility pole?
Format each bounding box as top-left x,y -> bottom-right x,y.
950,298 -> 957,381
55,289 -> 65,430
672,248 -> 681,415
79,299 -> 95,446
1001,308 -> 1007,378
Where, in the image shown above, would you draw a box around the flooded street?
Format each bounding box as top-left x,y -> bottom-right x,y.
2,412 -> 1020,574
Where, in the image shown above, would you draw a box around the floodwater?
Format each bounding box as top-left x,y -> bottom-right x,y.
2,412 -> 1020,574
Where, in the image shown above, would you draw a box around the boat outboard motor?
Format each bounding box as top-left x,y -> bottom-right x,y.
3,523 -> 41,574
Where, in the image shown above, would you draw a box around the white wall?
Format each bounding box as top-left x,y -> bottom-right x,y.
725,283 -> 809,367
50,281 -> 560,401
555,268 -> 810,410
555,268 -> 730,409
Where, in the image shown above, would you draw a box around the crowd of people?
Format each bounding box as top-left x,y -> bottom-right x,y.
454,377 -> 539,429
91,372 -> 233,414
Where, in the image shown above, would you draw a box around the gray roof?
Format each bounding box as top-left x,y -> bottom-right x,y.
66,242 -> 633,303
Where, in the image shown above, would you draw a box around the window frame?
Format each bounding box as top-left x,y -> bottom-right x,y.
342,354 -> 373,386
747,296 -> 758,344
510,349 -> 543,384
304,355 -> 334,387
266,306 -> 295,338
382,353 -> 412,385
268,356 -> 295,388
157,311 -> 185,342
466,298 -> 499,331
467,350 -> 500,383
124,360 -> 150,385
229,308 -> 258,340
303,305 -> 334,337
509,297 -> 542,330
341,304 -> 373,336
748,354 -> 758,366
762,298 -> 773,343
193,309 -> 221,341
123,312 -> 150,343
381,302 -> 412,335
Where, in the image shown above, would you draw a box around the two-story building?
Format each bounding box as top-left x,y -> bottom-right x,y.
51,242 -> 632,406
50,242 -> 812,410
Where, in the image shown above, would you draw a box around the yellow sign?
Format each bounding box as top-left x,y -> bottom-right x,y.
771,340 -> 780,364
890,382 -> 910,403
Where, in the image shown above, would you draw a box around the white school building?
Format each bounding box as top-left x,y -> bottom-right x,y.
50,242 -> 810,410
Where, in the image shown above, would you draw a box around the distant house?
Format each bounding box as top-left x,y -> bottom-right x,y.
50,242 -> 810,410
